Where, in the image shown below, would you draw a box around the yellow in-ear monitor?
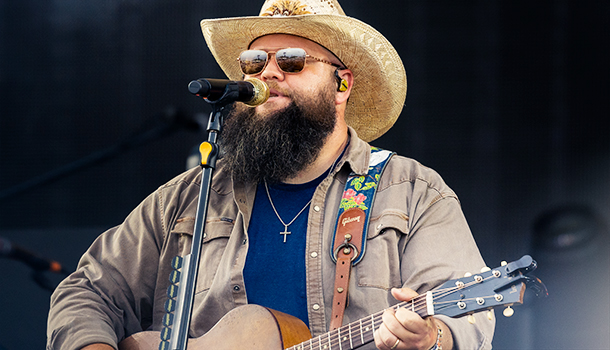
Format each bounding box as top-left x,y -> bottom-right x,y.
334,68 -> 348,92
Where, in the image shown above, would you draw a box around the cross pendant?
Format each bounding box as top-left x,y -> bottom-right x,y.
280,225 -> 291,243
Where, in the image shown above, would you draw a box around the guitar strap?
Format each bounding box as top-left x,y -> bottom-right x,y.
329,147 -> 394,330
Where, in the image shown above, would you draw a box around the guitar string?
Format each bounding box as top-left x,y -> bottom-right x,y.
290,275 -> 500,350
288,297 -> 429,350
294,296 -> 438,350
304,294 -> 431,349
288,274 -> 500,350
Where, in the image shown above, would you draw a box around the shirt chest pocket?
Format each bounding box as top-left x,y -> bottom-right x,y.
355,210 -> 409,290
171,218 -> 234,294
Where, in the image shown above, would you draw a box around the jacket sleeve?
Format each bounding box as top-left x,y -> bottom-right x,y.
402,189 -> 495,349
47,190 -> 166,350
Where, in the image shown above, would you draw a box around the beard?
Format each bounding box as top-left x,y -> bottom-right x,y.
220,82 -> 337,184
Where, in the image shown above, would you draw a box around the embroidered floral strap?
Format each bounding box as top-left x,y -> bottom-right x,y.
331,146 -> 394,266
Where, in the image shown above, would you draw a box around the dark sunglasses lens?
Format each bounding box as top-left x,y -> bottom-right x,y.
239,50 -> 268,75
276,48 -> 307,73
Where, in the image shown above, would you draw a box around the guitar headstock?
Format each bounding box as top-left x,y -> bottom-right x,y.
432,255 -> 547,319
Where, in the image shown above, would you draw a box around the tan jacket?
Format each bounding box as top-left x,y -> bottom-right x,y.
47,128 -> 494,349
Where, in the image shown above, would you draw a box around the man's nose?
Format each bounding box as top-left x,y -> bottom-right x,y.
259,53 -> 285,82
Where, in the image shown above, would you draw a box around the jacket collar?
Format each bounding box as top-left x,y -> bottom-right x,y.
341,126 -> 371,176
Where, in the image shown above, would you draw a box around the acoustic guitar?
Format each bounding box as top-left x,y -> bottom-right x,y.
119,255 -> 546,350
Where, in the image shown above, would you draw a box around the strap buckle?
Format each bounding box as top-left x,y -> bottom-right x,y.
332,236 -> 359,262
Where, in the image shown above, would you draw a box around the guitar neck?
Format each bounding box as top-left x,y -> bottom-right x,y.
287,296 -> 429,350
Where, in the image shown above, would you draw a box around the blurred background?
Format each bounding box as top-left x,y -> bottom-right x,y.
1,1 -> 608,349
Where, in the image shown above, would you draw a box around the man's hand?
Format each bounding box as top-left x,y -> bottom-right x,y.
373,287 -> 452,350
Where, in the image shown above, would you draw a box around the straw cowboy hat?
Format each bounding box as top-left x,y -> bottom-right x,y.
200,0 -> 406,142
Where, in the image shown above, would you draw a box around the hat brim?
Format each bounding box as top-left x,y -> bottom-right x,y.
200,14 -> 406,142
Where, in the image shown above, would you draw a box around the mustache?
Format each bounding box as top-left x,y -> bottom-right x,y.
265,81 -> 292,98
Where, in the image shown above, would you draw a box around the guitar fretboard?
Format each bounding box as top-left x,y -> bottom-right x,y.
287,295 -> 429,350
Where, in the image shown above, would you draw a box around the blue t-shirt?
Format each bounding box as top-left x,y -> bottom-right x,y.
243,175 -> 325,327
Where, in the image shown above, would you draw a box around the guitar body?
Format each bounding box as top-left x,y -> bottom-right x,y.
119,304 -> 312,350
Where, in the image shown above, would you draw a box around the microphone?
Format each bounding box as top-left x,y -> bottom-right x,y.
0,237 -> 68,274
188,77 -> 269,106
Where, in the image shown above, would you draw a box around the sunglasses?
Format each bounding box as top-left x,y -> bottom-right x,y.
238,48 -> 342,75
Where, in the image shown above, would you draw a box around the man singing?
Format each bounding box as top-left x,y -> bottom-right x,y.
47,1 -> 494,349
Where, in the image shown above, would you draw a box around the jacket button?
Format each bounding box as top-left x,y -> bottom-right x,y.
313,205 -> 321,212
233,285 -> 240,291
312,304 -> 320,310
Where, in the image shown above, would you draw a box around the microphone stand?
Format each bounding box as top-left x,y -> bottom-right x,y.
0,236 -> 70,293
162,84 -> 243,350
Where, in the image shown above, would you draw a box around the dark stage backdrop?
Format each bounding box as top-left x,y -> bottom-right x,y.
1,1 -> 608,349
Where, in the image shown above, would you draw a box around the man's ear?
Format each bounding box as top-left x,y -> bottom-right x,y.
334,68 -> 353,105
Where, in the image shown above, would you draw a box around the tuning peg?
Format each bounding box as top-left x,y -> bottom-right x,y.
487,310 -> 494,320
467,314 -> 476,324
501,261 -> 508,266
503,306 -> 514,317
464,272 -> 472,277
480,266 -> 491,272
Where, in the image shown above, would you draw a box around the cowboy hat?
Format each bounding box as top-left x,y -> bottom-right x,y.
200,0 -> 406,142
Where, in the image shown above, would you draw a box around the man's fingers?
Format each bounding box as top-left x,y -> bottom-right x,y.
374,305 -> 439,350
394,307 -> 430,334
382,308 -> 412,339
391,287 -> 419,302
375,309 -> 403,349
374,327 -> 400,350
